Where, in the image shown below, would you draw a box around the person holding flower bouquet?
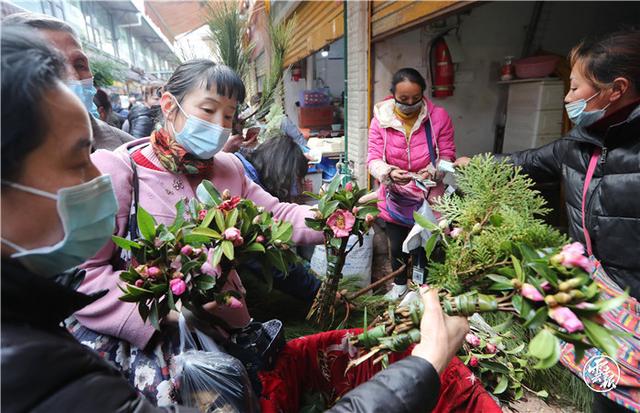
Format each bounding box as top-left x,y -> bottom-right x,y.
67,59 -> 327,404
456,29 -> 640,413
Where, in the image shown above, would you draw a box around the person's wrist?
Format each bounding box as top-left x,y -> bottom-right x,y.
411,344 -> 447,374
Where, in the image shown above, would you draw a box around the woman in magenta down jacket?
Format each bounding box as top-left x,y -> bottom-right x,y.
367,68 -> 456,300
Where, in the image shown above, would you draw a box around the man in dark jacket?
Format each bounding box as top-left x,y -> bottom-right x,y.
125,83 -> 162,138
2,12 -> 133,151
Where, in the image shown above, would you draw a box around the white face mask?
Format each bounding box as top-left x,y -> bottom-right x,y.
169,96 -> 232,159
565,91 -> 611,127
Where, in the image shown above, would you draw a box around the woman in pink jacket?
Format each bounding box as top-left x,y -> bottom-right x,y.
69,59 -> 324,404
368,68 -> 456,300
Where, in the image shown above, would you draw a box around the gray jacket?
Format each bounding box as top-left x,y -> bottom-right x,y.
91,116 -> 133,151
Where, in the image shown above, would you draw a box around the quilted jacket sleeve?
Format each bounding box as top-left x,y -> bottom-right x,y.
327,356 -> 441,413
501,138 -> 570,183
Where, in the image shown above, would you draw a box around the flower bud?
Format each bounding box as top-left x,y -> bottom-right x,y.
469,356 -> 479,367
559,277 -> 584,292
256,235 -> 265,243
226,296 -> 243,309
485,343 -> 497,354
471,223 -> 482,234
257,207 -> 265,213
465,333 -> 481,347
345,182 -> 354,192
352,206 -> 359,215
521,283 -> 544,302
222,189 -> 231,200
198,209 -> 208,221
544,295 -> 558,307
553,292 -> 572,304
549,253 -> 563,266
274,239 -> 282,247
172,271 -> 184,279
170,278 -> 187,296
510,279 -> 523,289
180,245 -> 193,256
134,279 -> 144,288
569,290 -> 585,300
314,210 -> 323,220
450,227 -> 463,238
438,220 -> 449,231
365,213 -> 375,225
252,215 -> 263,225
281,243 -> 290,251
146,266 -> 161,279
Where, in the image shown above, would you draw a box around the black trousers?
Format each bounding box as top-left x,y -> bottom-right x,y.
592,393 -> 633,413
386,221 -> 427,285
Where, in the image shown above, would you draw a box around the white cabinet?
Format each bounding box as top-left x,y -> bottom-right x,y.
503,79 -> 564,153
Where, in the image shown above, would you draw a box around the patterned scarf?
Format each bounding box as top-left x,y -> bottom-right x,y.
150,127 -> 214,175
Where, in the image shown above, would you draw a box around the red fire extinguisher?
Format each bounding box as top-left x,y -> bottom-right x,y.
291,64 -> 302,82
431,37 -> 454,98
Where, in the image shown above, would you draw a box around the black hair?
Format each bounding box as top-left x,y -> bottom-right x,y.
570,28 -> 640,94
93,88 -> 112,113
390,68 -> 427,94
2,12 -> 78,39
1,25 -> 66,181
164,59 -> 246,107
246,135 -> 308,202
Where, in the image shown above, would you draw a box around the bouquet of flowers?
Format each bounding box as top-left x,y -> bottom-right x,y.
115,180 -> 298,330
304,177 -> 379,328
350,155 -> 626,397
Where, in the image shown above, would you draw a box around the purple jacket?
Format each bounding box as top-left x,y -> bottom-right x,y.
367,97 -> 456,224
75,139 -> 323,348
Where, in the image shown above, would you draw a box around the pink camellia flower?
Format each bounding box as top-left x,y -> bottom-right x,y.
256,235 -> 265,244
224,227 -> 242,242
219,196 -> 241,212
352,206 -> 359,215
170,278 -> 187,296
485,343 -> 497,354
134,279 -> 144,288
345,182 -> 354,192
327,209 -> 356,238
469,356 -> 479,367
226,296 -> 243,309
170,255 -> 182,270
540,281 -> 552,292
521,283 -> 544,302
365,213 -> 375,225
198,209 -> 208,221
147,266 -> 161,279
180,245 -> 193,256
450,227 -> 463,238
556,242 -> 594,273
465,333 -> 481,347
549,306 -> 584,333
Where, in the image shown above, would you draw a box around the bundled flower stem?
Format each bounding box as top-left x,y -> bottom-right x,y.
305,177 -> 379,329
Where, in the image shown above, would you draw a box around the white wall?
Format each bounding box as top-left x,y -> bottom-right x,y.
372,1 -> 640,157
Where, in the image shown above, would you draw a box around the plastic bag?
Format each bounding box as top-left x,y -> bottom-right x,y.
402,201 -> 438,254
174,314 -> 260,413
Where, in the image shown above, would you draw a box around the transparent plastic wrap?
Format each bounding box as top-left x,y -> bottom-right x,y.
175,314 -> 260,413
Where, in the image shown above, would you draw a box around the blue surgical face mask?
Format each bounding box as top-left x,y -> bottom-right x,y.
67,77 -> 99,118
1,175 -> 118,277
170,96 -> 232,159
395,99 -> 423,115
565,91 -> 611,127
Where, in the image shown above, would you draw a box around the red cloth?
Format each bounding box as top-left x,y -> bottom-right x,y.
259,329 -> 500,413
